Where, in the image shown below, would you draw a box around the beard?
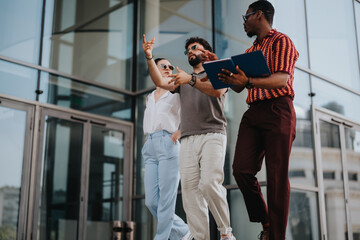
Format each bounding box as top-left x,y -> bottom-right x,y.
247,30 -> 256,38
188,54 -> 202,66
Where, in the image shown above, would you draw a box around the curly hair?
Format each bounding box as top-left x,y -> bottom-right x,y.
185,37 -> 213,52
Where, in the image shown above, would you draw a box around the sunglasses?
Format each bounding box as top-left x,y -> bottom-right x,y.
160,63 -> 174,71
242,11 -> 257,22
184,45 -> 198,55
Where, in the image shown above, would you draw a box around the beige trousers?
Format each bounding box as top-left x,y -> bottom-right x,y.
179,133 -> 232,240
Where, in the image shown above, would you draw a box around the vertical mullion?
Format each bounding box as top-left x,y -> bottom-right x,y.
132,0 -> 138,95
210,1 -> 218,239
312,107 -> 328,240
30,107 -> 47,240
78,121 -> 91,240
122,125 -> 134,220
130,0 -> 139,222
211,0 -> 216,53
26,104 -> 41,240
339,124 -> 354,240
303,0 -> 314,105
17,104 -> 35,240
36,0 -> 47,101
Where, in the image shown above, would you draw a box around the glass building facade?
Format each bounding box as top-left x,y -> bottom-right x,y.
0,0 -> 360,239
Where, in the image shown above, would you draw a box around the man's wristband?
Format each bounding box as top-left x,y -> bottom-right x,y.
145,55 -> 153,60
189,74 -> 196,87
245,77 -> 254,89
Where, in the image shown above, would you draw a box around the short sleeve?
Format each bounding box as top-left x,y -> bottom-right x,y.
272,35 -> 299,74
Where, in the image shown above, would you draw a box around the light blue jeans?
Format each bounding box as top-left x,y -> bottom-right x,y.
142,130 -> 189,240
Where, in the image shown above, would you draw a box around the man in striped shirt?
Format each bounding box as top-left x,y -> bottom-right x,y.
218,1 -> 299,239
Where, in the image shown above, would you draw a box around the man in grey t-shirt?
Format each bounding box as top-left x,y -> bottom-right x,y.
142,35 -> 236,240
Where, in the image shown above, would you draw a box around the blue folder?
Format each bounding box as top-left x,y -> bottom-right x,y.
202,50 -> 271,89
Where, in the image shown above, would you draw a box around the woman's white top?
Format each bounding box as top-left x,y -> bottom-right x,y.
143,90 -> 181,135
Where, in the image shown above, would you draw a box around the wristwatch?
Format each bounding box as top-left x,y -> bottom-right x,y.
245,77 -> 254,89
189,74 -> 196,87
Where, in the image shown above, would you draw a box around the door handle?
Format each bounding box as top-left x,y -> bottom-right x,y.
70,116 -> 88,122
342,122 -> 353,128
90,120 -> 106,127
331,118 -> 342,124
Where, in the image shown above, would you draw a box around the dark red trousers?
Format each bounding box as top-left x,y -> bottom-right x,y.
232,96 -> 296,240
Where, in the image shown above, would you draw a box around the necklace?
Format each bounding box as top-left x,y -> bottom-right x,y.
193,70 -> 207,79
193,70 -> 206,76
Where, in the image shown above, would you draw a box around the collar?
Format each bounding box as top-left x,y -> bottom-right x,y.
192,70 -> 206,75
253,28 -> 277,45
151,90 -> 170,102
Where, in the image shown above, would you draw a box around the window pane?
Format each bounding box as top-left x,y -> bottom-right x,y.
0,60 -> 37,101
0,0 -> 42,64
271,0 -> 308,67
0,106 -> 28,239
306,0 -> 360,91
288,190 -> 320,239
42,0 -> 133,90
39,72 -> 132,121
312,77 -> 360,121
229,188 -> 320,239
138,0 -> 212,90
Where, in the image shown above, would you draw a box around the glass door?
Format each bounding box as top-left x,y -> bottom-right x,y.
35,109 -> 86,240
314,107 -> 360,240
0,98 -> 34,240
33,107 -> 132,240
84,123 -> 130,240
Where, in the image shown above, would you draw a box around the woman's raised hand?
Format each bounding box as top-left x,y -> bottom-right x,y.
142,34 -> 155,59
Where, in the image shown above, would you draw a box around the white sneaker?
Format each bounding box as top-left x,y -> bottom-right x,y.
181,231 -> 193,240
220,232 -> 236,240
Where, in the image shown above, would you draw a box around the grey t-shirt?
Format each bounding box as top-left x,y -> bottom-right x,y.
173,83 -> 227,138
